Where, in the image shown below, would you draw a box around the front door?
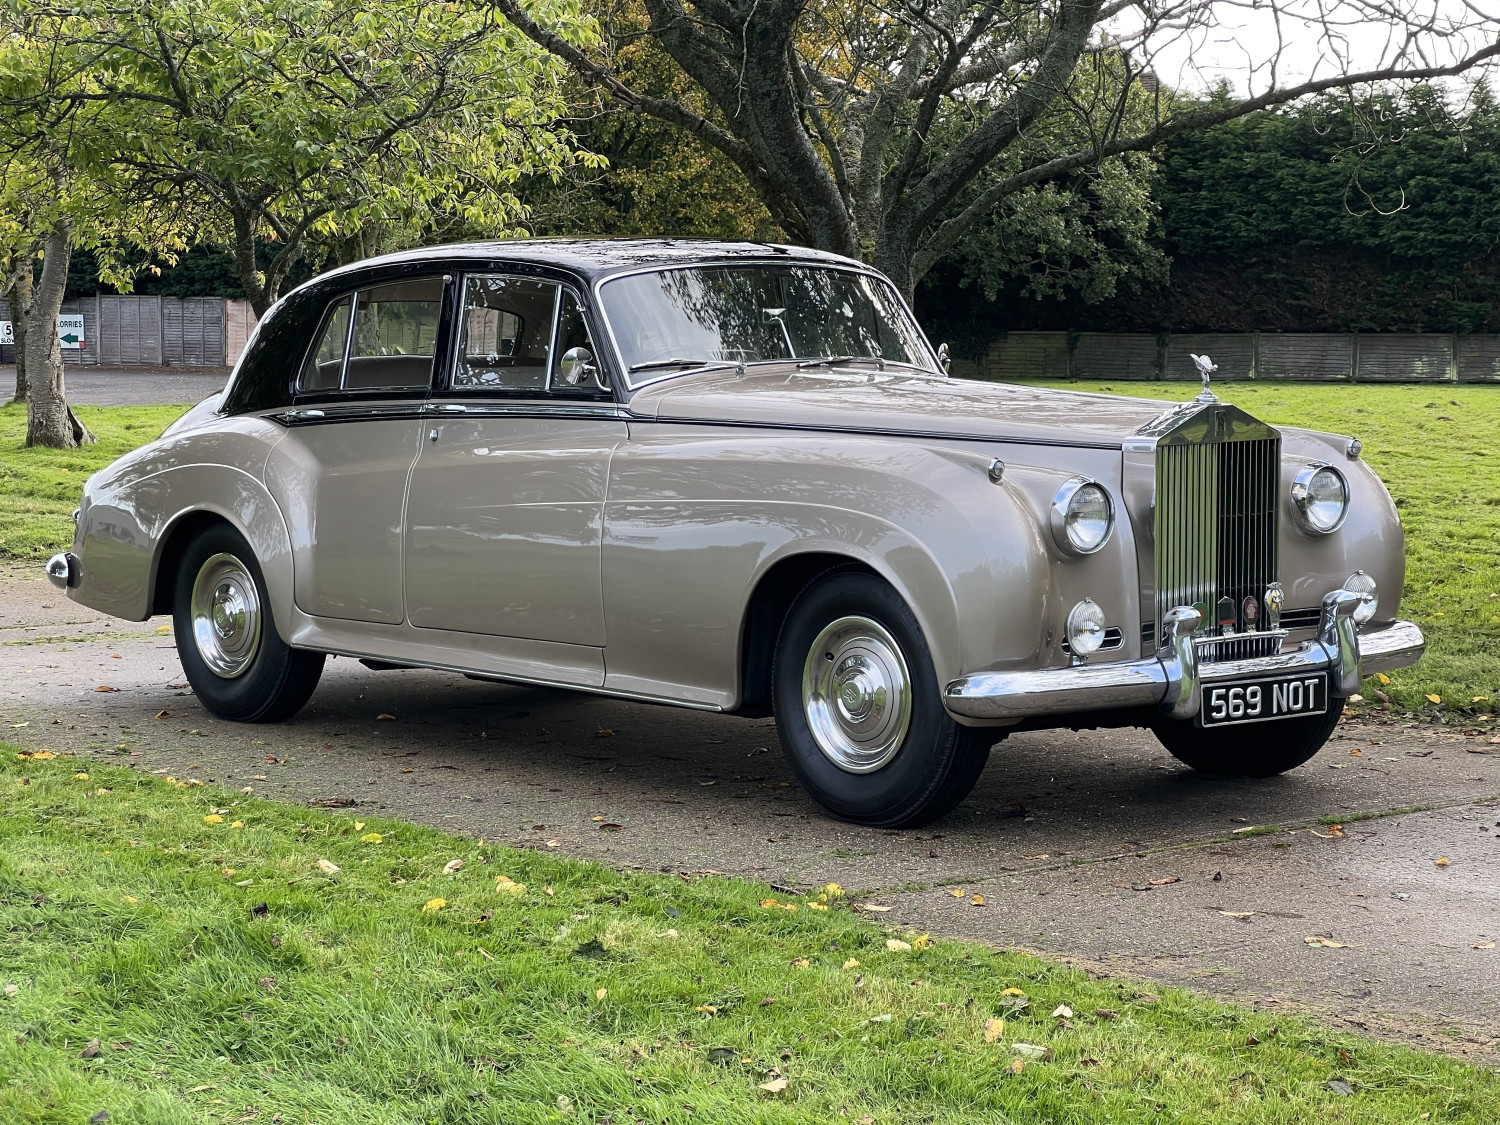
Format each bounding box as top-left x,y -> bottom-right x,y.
265,277 -> 445,625
403,275 -> 625,646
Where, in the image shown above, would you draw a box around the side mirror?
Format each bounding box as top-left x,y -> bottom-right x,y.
937,342 -> 951,373
558,346 -> 600,388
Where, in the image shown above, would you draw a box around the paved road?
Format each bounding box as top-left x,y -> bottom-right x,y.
1,365 -> 229,406
3,561 -> 1497,1062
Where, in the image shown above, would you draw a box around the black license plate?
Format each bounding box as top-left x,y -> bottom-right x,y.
1200,672 -> 1328,727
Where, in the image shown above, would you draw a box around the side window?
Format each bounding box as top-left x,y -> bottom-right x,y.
550,289 -> 609,392
300,296 -> 352,391
455,276 -> 558,392
298,280 -> 443,394
344,279 -> 444,390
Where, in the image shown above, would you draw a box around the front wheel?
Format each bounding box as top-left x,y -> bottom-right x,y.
173,524 -> 325,722
1150,702 -> 1344,777
772,571 -> 994,828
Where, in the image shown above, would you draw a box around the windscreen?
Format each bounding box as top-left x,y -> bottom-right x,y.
599,265 -> 933,382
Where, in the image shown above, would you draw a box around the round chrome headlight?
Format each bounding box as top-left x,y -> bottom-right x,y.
1344,570 -> 1378,624
1066,598 -> 1108,656
1290,464 -> 1349,534
1050,478 -> 1115,556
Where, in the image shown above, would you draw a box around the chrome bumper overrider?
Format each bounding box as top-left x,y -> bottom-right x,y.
944,589 -> 1425,722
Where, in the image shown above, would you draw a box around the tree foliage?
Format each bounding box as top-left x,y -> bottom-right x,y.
492,0 -> 1500,298
1,0 -> 598,314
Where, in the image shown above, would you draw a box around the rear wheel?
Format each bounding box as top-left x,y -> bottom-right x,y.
173,524 -> 325,722
1151,703 -> 1343,777
772,571 -> 994,827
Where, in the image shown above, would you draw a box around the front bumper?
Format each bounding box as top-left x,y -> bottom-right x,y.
944,589 -> 1425,722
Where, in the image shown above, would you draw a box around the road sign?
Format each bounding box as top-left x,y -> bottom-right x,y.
0,320 -> 11,346
57,313 -> 84,349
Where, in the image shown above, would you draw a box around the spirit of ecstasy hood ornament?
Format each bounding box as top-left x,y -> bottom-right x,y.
1190,353 -> 1219,403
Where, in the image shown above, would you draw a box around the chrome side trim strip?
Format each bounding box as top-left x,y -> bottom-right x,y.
623,411 -> 1124,451
313,646 -> 725,713
943,609 -> 1425,722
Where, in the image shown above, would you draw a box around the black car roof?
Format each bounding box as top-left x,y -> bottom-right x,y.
307,238 -> 865,289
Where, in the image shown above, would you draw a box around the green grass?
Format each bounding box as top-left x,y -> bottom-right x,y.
1,387 -> 1495,712
1027,381 -> 1500,716
0,403 -> 188,559
3,750 -> 1498,1124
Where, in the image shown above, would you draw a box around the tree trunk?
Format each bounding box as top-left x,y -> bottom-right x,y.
24,221 -> 94,448
5,261 -> 33,405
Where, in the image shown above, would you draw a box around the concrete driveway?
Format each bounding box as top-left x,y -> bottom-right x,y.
1,365 -> 229,406
3,561 -> 1497,1062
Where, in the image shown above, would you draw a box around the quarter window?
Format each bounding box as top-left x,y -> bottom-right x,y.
300,296 -> 352,392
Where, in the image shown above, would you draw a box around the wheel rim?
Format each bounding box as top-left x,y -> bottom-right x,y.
801,615 -> 913,773
189,552 -> 262,679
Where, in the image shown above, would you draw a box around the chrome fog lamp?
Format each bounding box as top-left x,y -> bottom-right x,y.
1066,598 -> 1108,657
1290,464 -> 1349,534
1051,478 -> 1115,556
1344,570 -> 1378,624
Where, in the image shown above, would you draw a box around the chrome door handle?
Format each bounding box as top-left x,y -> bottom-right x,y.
428,427 -> 440,442
427,403 -> 467,414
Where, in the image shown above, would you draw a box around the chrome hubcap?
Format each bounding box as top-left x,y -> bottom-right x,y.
190,553 -> 261,678
802,615 -> 912,773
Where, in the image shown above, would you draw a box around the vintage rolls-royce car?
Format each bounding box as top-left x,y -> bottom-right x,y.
47,240 -> 1424,827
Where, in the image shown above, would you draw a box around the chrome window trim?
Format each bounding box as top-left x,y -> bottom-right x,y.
591,259 -> 945,392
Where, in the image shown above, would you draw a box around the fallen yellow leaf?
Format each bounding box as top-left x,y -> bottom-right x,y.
422,898 -> 447,913
843,958 -> 861,969
1008,1059 -> 1026,1074
1376,672 -> 1391,685
354,821 -> 365,831
984,1018 -> 1006,1043
949,888 -> 965,898
1001,987 -> 1027,997
361,832 -> 383,843
694,1005 -> 719,1014
912,933 -> 933,951
885,938 -> 912,952
230,821 -> 244,829
74,772 -> 91,781
1426,694 -> 1442,704
793,958 -> 811,969
808,901 -> 829,911
202,814 -> 223,825
822,883 -> 844,897
595,988 -> 608,1000
1436,856 -> 1451,867
971,894 -> 986,906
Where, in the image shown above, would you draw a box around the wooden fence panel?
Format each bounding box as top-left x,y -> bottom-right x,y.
1072,333 -> 1160,380
1456,336 -> 1500,382
1356,334 -> 1452,381
1257,334 -> 1352,380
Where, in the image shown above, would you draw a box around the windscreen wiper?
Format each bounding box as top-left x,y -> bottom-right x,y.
796,355 -> 885,369
629,357 -> 717,372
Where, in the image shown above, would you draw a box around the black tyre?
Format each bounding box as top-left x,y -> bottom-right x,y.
173,523 -> 325,722
1150,703 -> 1343,777
771,571 -> 994,828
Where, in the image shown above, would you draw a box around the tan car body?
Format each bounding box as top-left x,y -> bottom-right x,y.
59,240 -> 1416,730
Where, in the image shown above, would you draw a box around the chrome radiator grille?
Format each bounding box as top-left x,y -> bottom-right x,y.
1150,411 -> 1280,649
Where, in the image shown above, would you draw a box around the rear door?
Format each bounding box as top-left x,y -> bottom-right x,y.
264,277 -> 447,624
402,273 -> 626,650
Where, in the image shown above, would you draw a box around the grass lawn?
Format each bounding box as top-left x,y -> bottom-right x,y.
0,385 -> 1495,713
4,750 -> 1498,1124
1025,382 -> 1499,716
0,403 -> 188,560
